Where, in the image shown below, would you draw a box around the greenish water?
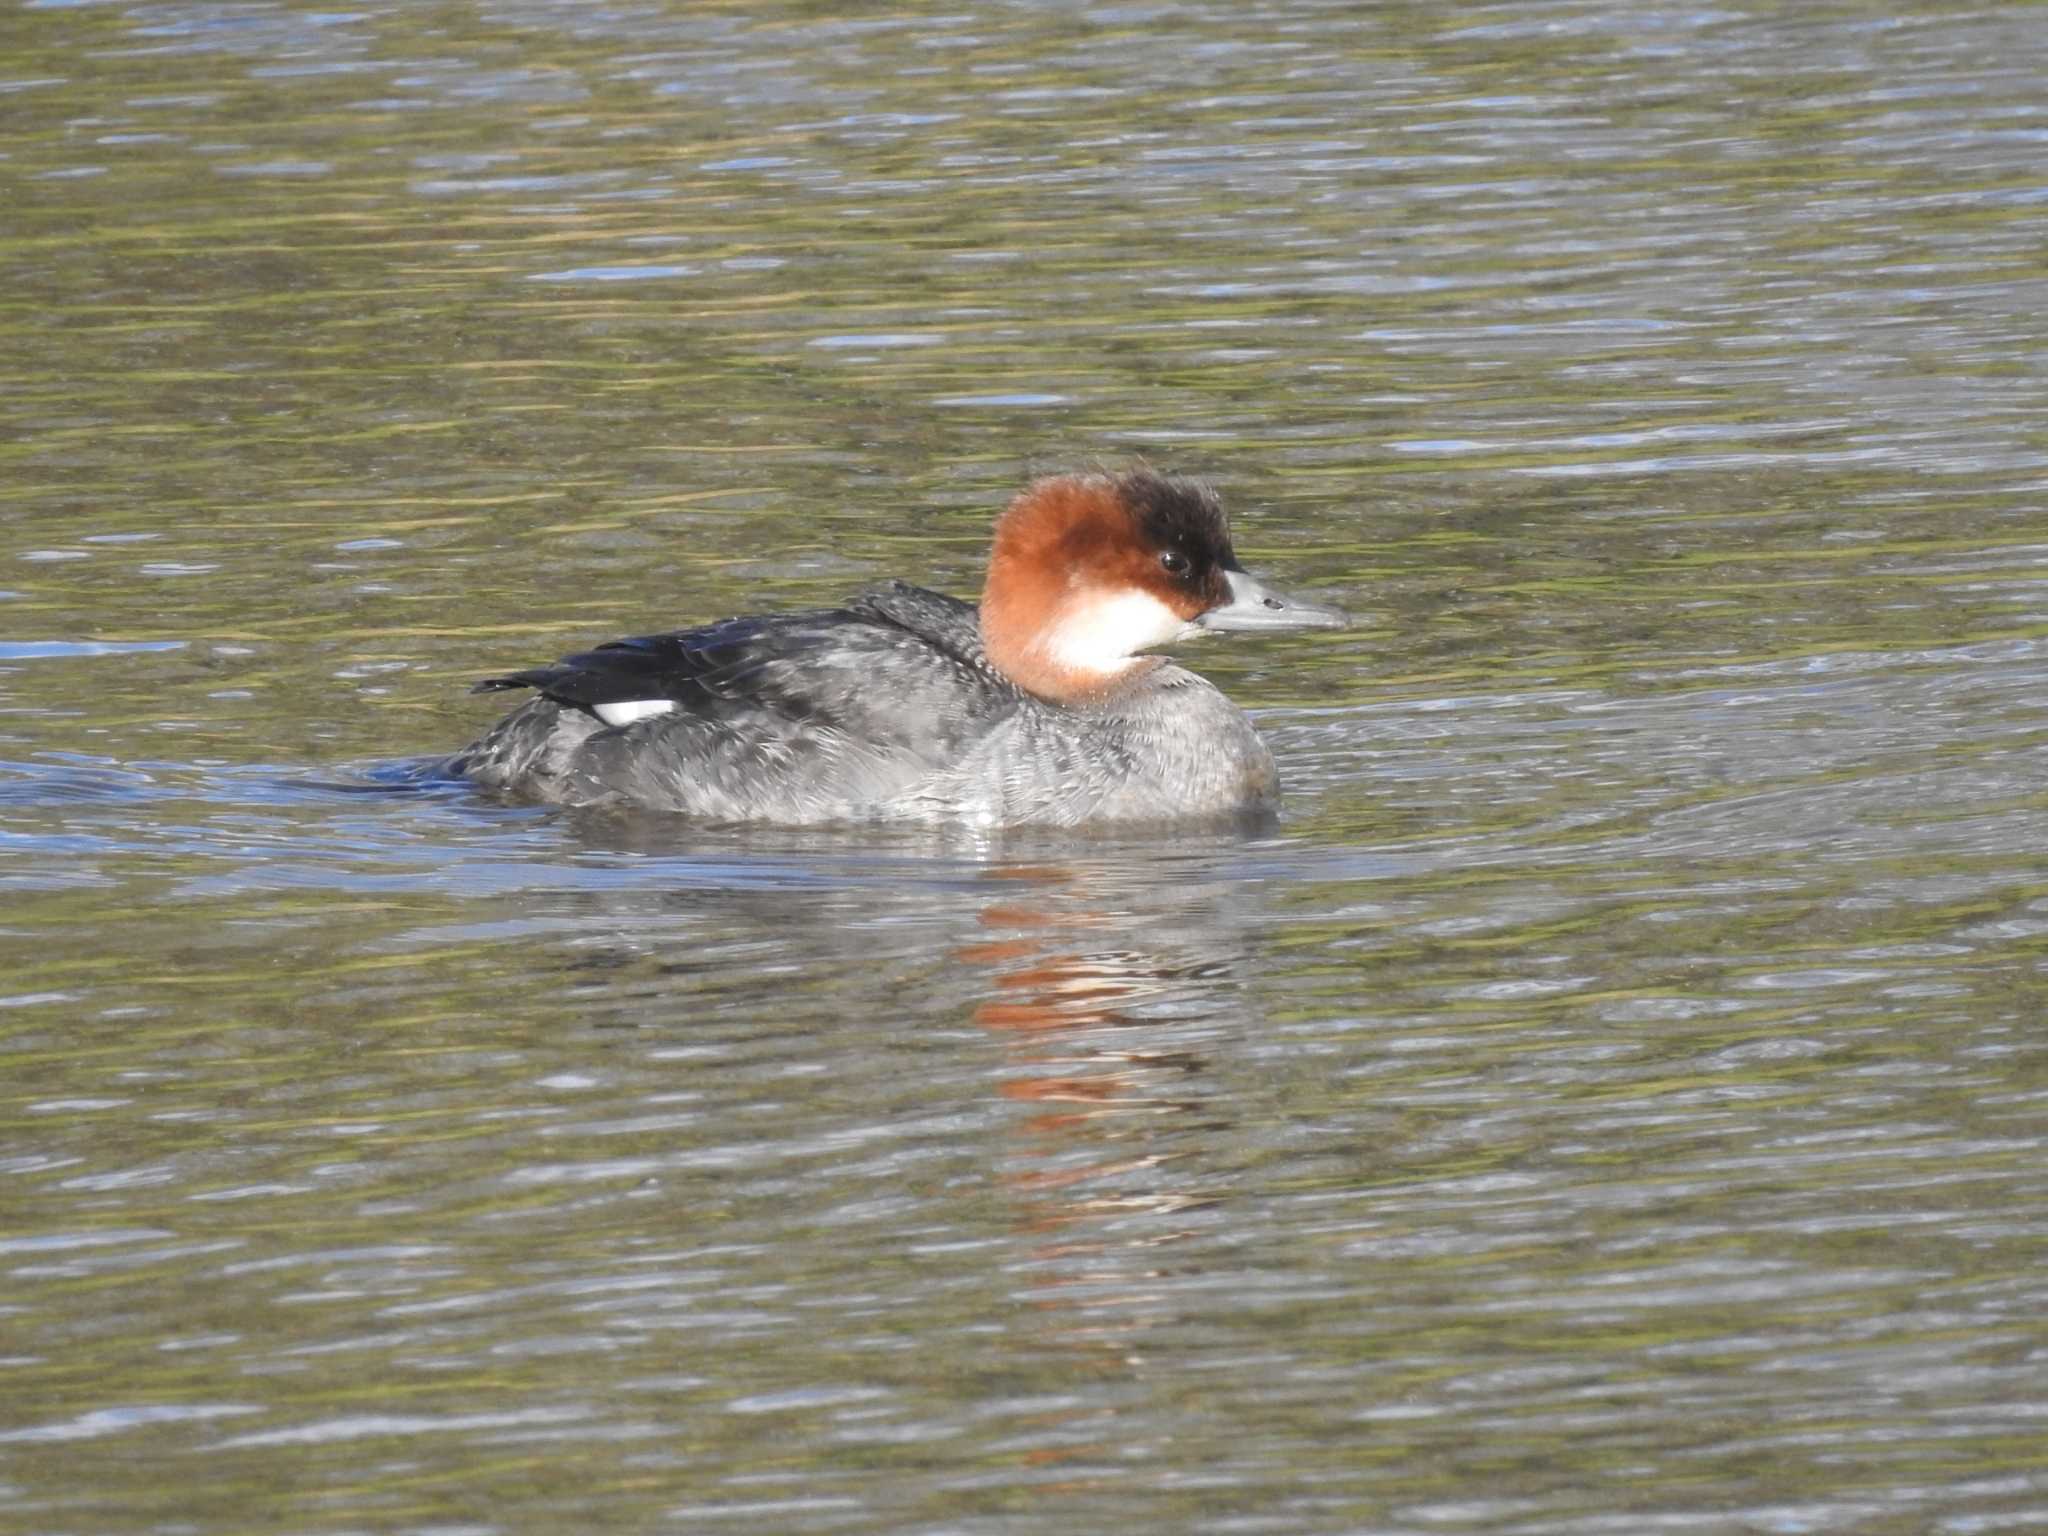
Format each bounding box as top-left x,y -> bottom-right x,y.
3,3 -> 2045,1532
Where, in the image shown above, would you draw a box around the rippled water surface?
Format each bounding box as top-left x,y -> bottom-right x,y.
4,3 -> 2046,1532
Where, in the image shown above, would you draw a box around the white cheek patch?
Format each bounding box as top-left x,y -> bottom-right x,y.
1042,590 -> 1194,675
593,699 -> 677,727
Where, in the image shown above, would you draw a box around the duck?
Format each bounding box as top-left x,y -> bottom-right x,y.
445,467 -> 1346,826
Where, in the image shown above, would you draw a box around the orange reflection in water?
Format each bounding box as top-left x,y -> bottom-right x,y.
962,866 -> 1237,1322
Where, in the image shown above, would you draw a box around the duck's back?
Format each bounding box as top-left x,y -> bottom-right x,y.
451,582 -> 1022,821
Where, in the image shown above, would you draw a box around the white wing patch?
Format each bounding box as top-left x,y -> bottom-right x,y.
593,699 -> 678,727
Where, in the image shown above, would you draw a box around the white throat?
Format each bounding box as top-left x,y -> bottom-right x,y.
1037,589 -> 1195,678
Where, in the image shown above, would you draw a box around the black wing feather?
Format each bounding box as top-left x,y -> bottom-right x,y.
470,587 -> 1002,744
471,614 -> 799,711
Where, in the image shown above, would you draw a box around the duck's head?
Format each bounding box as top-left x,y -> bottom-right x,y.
977,468 -> 1348,703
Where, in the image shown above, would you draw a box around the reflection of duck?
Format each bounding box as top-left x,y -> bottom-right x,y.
963,876 -> 1234,1226
448,469 -> 1346,826
950,873 -> 1242,1428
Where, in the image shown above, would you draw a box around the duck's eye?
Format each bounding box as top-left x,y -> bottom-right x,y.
1159,550 -> 1189,576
